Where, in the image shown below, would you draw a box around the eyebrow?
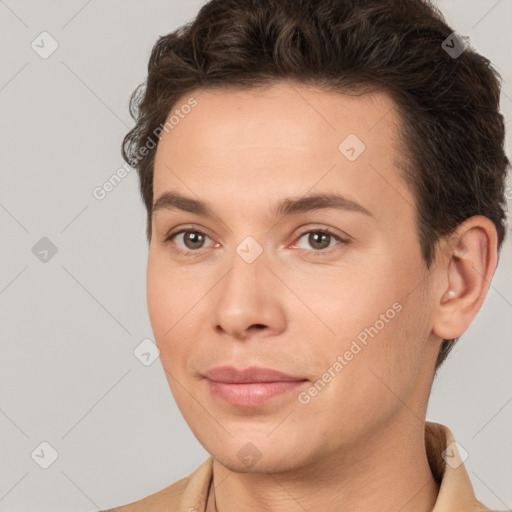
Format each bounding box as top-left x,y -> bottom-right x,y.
152,191 -> 373,218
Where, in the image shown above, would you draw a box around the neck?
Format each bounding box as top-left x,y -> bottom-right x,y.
211,418 -> 439,512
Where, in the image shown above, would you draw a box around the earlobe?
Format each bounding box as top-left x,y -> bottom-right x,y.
432,216 -> 498,340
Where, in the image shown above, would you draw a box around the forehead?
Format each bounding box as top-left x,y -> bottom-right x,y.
152,81 -> 413,222
156,81 -> 401,157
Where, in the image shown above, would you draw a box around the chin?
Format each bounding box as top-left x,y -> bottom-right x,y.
198,429 -> 316,475
213,450 -> 302,475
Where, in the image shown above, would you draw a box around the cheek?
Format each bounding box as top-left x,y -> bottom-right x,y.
301,258 -> 427,393
146,252 -> 200,335
146,267 -> 195,413
305,262 -> 401,343
146,252 -> 217,384
146,258 -> 170,339
332,282 -> 433,415
146,255 -> 194,364
298,302 -> 424,445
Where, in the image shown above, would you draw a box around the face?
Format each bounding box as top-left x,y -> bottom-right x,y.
147,81 -> 442,474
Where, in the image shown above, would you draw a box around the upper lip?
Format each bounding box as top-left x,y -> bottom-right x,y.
203,366 -> 306,383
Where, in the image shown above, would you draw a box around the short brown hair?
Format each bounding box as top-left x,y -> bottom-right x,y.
122,0 -> 509,370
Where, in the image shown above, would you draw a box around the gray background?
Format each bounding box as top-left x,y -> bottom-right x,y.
0,1 -> 511,511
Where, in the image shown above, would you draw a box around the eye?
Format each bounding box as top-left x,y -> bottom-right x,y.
292,229 -> 347,252
162,227 -> 349,256
164,229 -> 217,253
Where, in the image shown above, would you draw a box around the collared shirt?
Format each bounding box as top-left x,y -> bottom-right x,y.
104,421 -> 492,511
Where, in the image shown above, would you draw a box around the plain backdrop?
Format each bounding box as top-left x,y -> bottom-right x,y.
0,1 -> 511,511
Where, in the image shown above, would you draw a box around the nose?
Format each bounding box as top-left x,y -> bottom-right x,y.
212,248 -> 287,341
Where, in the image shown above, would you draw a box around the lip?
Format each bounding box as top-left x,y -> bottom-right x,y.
203,366 -> 308,406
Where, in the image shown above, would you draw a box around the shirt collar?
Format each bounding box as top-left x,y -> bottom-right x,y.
426,421 -> 490,511
179,421 -> 490,512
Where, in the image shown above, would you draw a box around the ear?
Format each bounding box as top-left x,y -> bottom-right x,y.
432,215 -> 499,340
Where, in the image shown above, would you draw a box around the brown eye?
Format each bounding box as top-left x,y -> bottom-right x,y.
165,229 -> 215,254
182,231 -> 206,249
307,232 -> 332,250
294,229 -> 345,252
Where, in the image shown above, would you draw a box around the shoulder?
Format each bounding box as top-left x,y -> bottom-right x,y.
101,474 -> 190,512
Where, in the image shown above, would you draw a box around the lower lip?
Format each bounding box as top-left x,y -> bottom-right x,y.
206,380 -> 307,406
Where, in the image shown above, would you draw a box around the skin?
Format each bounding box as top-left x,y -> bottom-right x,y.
147,81 -> 498,512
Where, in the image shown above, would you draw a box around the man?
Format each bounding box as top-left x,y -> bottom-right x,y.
106,0 -> 508,510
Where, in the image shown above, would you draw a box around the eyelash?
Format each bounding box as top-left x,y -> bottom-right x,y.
162,227 -> 349,257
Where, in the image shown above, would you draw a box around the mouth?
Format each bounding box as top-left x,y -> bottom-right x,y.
202,366 -> 309,406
